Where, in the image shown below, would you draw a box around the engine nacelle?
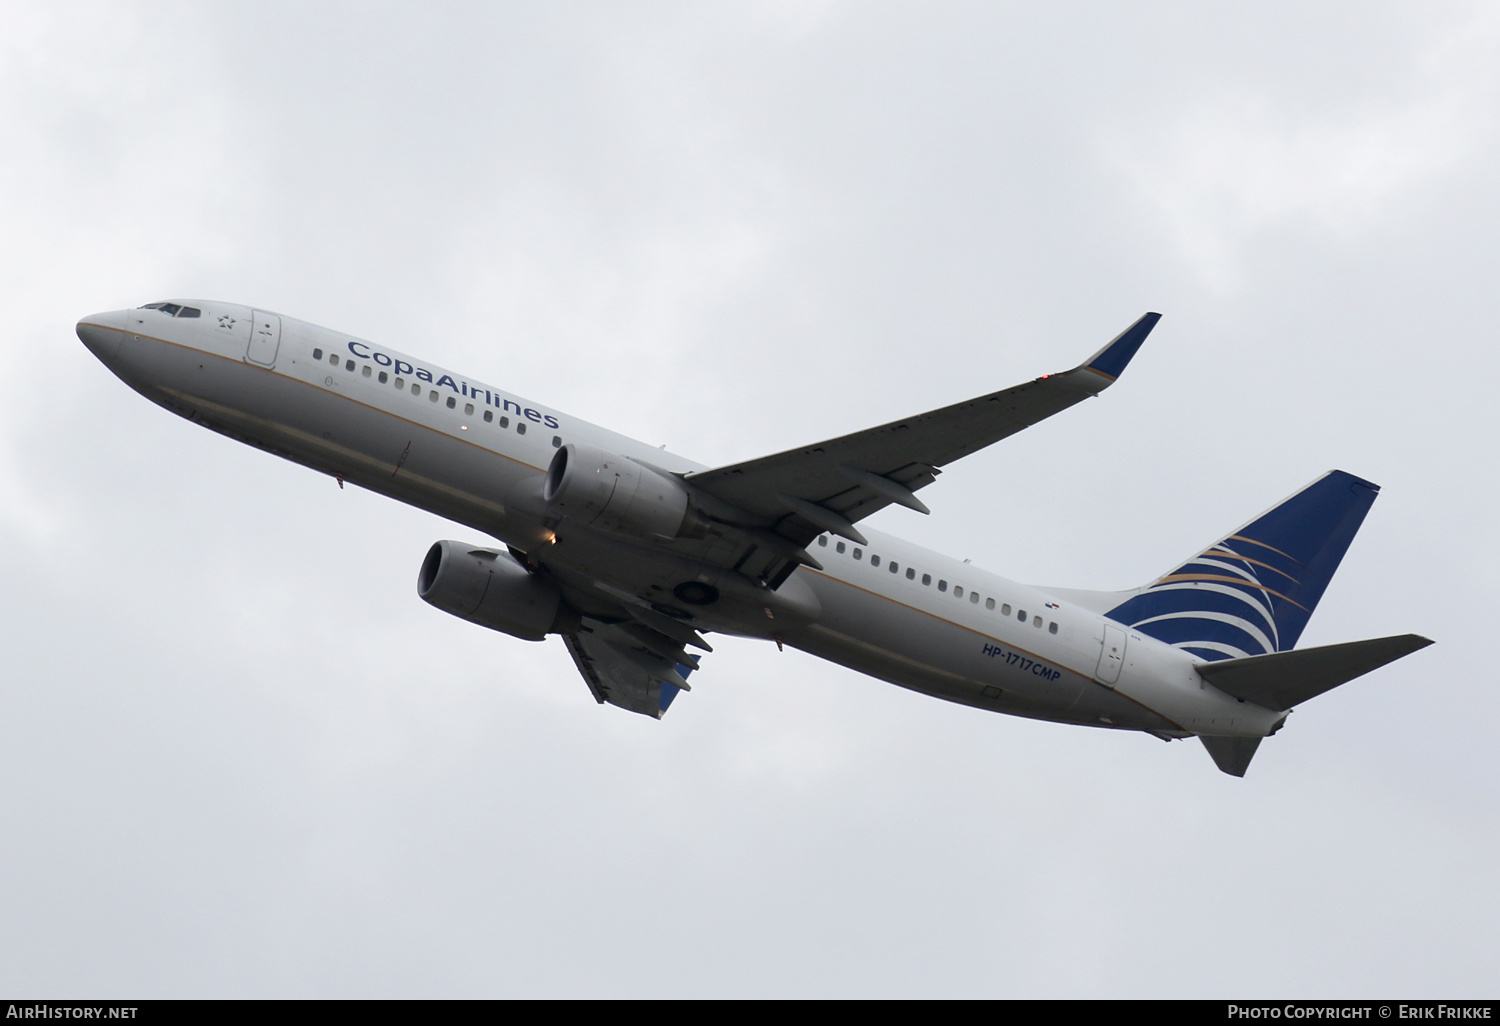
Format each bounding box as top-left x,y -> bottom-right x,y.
543,442 -> 699,539
417,541 -> 573,641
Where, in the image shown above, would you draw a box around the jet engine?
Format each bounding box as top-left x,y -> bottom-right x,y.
417,541 -> 575,641
543,442 -> 703,539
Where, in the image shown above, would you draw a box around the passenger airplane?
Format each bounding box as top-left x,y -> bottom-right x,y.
76,301 -> 1431,776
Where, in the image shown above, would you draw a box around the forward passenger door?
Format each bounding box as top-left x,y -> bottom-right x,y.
247,311 -> 281,367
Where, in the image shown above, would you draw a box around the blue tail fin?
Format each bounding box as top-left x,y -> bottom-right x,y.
1106,471 -> 1380,661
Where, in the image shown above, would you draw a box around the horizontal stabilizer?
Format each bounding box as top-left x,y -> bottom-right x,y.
1200,738 -> 1260,780
1197,633 -> 1433,711
1200,735 -> 1262,777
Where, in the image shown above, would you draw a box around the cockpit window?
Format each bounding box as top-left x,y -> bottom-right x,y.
140,302 -> 200,317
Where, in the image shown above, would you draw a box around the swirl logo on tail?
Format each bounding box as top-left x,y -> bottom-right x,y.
1106,471 -> 1380,661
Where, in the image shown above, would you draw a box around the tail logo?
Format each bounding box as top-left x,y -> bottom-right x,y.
1115,535 -> 1304,661
1103,470 -> 1381,663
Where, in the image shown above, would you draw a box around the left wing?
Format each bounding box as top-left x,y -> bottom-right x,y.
563,618 -> 701,718
684,313 -> 1160,551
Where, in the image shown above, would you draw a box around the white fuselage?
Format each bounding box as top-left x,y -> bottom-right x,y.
77,302 -> 1281,740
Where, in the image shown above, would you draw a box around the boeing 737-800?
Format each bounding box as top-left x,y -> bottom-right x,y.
76,301 -> 1431,776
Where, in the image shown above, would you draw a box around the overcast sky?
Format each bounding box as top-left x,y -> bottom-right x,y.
2,1 -> 1497,997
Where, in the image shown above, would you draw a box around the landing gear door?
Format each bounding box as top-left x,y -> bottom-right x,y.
1096,622 -> 1127,686
247,311 -> 281,367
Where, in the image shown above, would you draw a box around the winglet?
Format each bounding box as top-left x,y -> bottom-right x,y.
1081,311 -> 1161,381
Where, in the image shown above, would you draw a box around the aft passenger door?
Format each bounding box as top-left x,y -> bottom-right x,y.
247,311 -> 281,366
1096,622 -> 1127,686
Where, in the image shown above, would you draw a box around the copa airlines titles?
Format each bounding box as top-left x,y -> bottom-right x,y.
343,341 -> 560,430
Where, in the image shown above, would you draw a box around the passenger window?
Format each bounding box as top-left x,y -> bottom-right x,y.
345,359 -> 355,371
836,541 -> 845,554
1048,622 -> 1058,634
499,416 -> 509,428
517,423 -> 526,435
817,536 -> 827,547
889,562 -> 899,574
464,403 -> 474,415
378,371 -> 388,384
395,377 -> 404,389
954,586 -> 963,598
906,568 -> 915,580
429,391 -> 439,403
1017,610 -> 1027,622
483,410 -> 493,422
312,348 -> 323,360
411,383 -> 420,395
1001,603 -> 1011,616
870,555 -> 880,567
445,397 -> 456,409
853,548 -> 862,561
552,436 -> 561,448
362,365 -> 371,378
938,580 -> 947,592
329,353 -> 339,365
922,574 -> 931,586
970,592 -> 980,604
986,598 -> 995,610
1033,616 -> 1043,628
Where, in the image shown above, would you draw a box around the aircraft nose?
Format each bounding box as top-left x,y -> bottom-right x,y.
77,311 -> 125,363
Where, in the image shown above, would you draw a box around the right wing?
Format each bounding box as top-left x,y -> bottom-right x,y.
685,313 -> 1161,555
563,618 -> 702,719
